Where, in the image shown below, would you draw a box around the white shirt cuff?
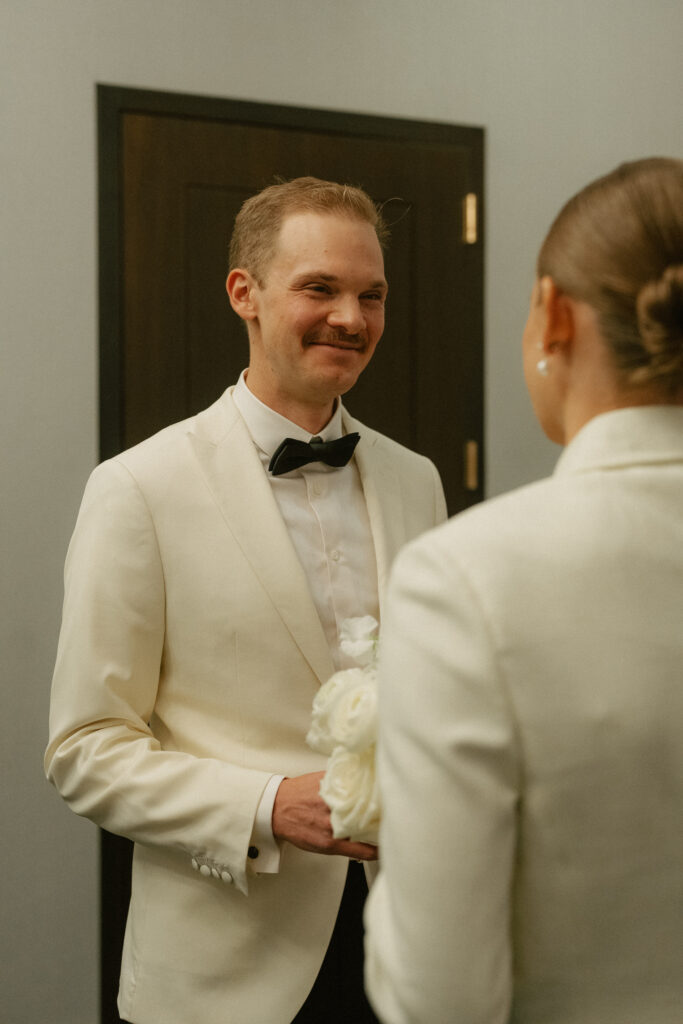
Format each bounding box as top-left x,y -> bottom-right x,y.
248,775 -> 284,874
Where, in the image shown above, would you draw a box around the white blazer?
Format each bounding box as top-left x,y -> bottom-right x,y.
45,387 -> 446,1024
365,406 -> 683,1024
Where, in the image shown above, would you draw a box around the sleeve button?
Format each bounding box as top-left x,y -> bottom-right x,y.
199,864 -> 212,877
221,871 -> 233,884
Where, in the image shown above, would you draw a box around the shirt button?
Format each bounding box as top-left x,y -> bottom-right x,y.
312,482 -> 323,497
330,550 -> 340,562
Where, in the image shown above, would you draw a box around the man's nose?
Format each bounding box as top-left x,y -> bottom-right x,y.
326,296 -> 365,334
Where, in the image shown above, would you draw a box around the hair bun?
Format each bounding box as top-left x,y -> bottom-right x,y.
634,264 -> 683,384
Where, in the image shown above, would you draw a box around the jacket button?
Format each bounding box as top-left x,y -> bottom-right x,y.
248,846 -> 259,860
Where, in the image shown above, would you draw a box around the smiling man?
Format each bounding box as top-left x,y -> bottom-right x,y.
228,205 -> 388,429
45,177 -> 446,1024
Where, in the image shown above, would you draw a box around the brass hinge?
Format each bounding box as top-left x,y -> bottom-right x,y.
464,440 -> 479,491
462,193 -> 478,245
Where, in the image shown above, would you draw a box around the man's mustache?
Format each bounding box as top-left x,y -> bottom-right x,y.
304,329 -> 366,348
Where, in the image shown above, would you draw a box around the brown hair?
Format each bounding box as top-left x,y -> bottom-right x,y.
537,157 -> 683,392
229,176 -> 389,284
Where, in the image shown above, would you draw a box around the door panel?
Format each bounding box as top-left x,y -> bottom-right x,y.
112,99 -> 484,510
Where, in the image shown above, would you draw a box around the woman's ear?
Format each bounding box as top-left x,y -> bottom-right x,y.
226,269 -> 259,321
538,275 -> 575,356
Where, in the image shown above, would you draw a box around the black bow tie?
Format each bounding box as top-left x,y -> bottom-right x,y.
269,432 -> 360,476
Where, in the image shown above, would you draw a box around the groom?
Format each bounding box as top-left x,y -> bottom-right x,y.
46,176 -> 446,1024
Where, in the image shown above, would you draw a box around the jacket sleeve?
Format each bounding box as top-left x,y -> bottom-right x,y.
364,529 -> 519,1023
45,459 -> 271,896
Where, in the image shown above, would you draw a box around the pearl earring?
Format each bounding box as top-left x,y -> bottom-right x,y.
536,358 -> 549,376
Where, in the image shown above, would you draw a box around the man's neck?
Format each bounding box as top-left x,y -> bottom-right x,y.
243,372 -> 337,434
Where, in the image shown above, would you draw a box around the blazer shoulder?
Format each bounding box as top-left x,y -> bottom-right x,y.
428,475 -> 555,545
97,389 -> 240,483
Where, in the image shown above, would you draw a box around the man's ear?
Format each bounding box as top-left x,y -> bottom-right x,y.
226,269 -> 259,321
538,275 -> 575,356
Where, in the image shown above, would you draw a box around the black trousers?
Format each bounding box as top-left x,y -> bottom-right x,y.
292,861 -> 379,1024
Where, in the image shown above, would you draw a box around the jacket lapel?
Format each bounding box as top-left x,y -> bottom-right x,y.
188,391 -> 335,685
345,412 -> 407,617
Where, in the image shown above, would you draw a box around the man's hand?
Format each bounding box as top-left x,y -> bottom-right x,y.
272,772 -> 378,861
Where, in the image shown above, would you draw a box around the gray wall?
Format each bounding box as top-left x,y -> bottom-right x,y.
1,1 -> 681,1020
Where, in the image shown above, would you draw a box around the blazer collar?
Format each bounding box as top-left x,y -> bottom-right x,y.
555,406 -> 683,478
187,388 -> 335,684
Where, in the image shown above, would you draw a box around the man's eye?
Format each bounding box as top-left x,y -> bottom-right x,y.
307,284 -> 331,294
362,293 -> 384,303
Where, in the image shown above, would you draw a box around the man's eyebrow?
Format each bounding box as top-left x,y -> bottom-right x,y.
292,271 -> 388,291
291,272 -> 338,283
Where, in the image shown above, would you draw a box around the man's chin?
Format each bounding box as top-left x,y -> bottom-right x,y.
303,343 -> 372,395
307,363 -> 364,399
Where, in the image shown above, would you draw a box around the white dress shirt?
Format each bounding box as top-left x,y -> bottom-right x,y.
233,371 -> 380,869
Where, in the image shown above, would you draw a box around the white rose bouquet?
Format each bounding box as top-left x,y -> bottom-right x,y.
306,616 -> 380,845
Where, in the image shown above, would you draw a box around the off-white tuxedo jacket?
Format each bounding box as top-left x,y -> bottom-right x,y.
45,387 -> 446,1024
365,406 -> 683,1024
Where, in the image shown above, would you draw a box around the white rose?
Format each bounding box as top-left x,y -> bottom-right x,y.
324,668 -> 377,753
339,615 -> 379,667
320,745 -> 380,844
306,668 -> 368,755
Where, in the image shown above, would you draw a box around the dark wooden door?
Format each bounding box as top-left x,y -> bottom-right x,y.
98,85 -> 484,1024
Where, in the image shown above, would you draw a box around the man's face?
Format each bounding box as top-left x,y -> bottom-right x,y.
234,211 -> 387,423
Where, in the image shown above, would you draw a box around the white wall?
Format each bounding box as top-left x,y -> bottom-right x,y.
1,1 -> 681,1020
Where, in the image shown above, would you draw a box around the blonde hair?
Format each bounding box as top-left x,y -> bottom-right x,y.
538,157 -> 683,393
229,176 -> 388,284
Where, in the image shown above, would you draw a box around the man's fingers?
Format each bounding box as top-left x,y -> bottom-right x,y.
333,840 -> 378,861
272,772 -> 378,858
